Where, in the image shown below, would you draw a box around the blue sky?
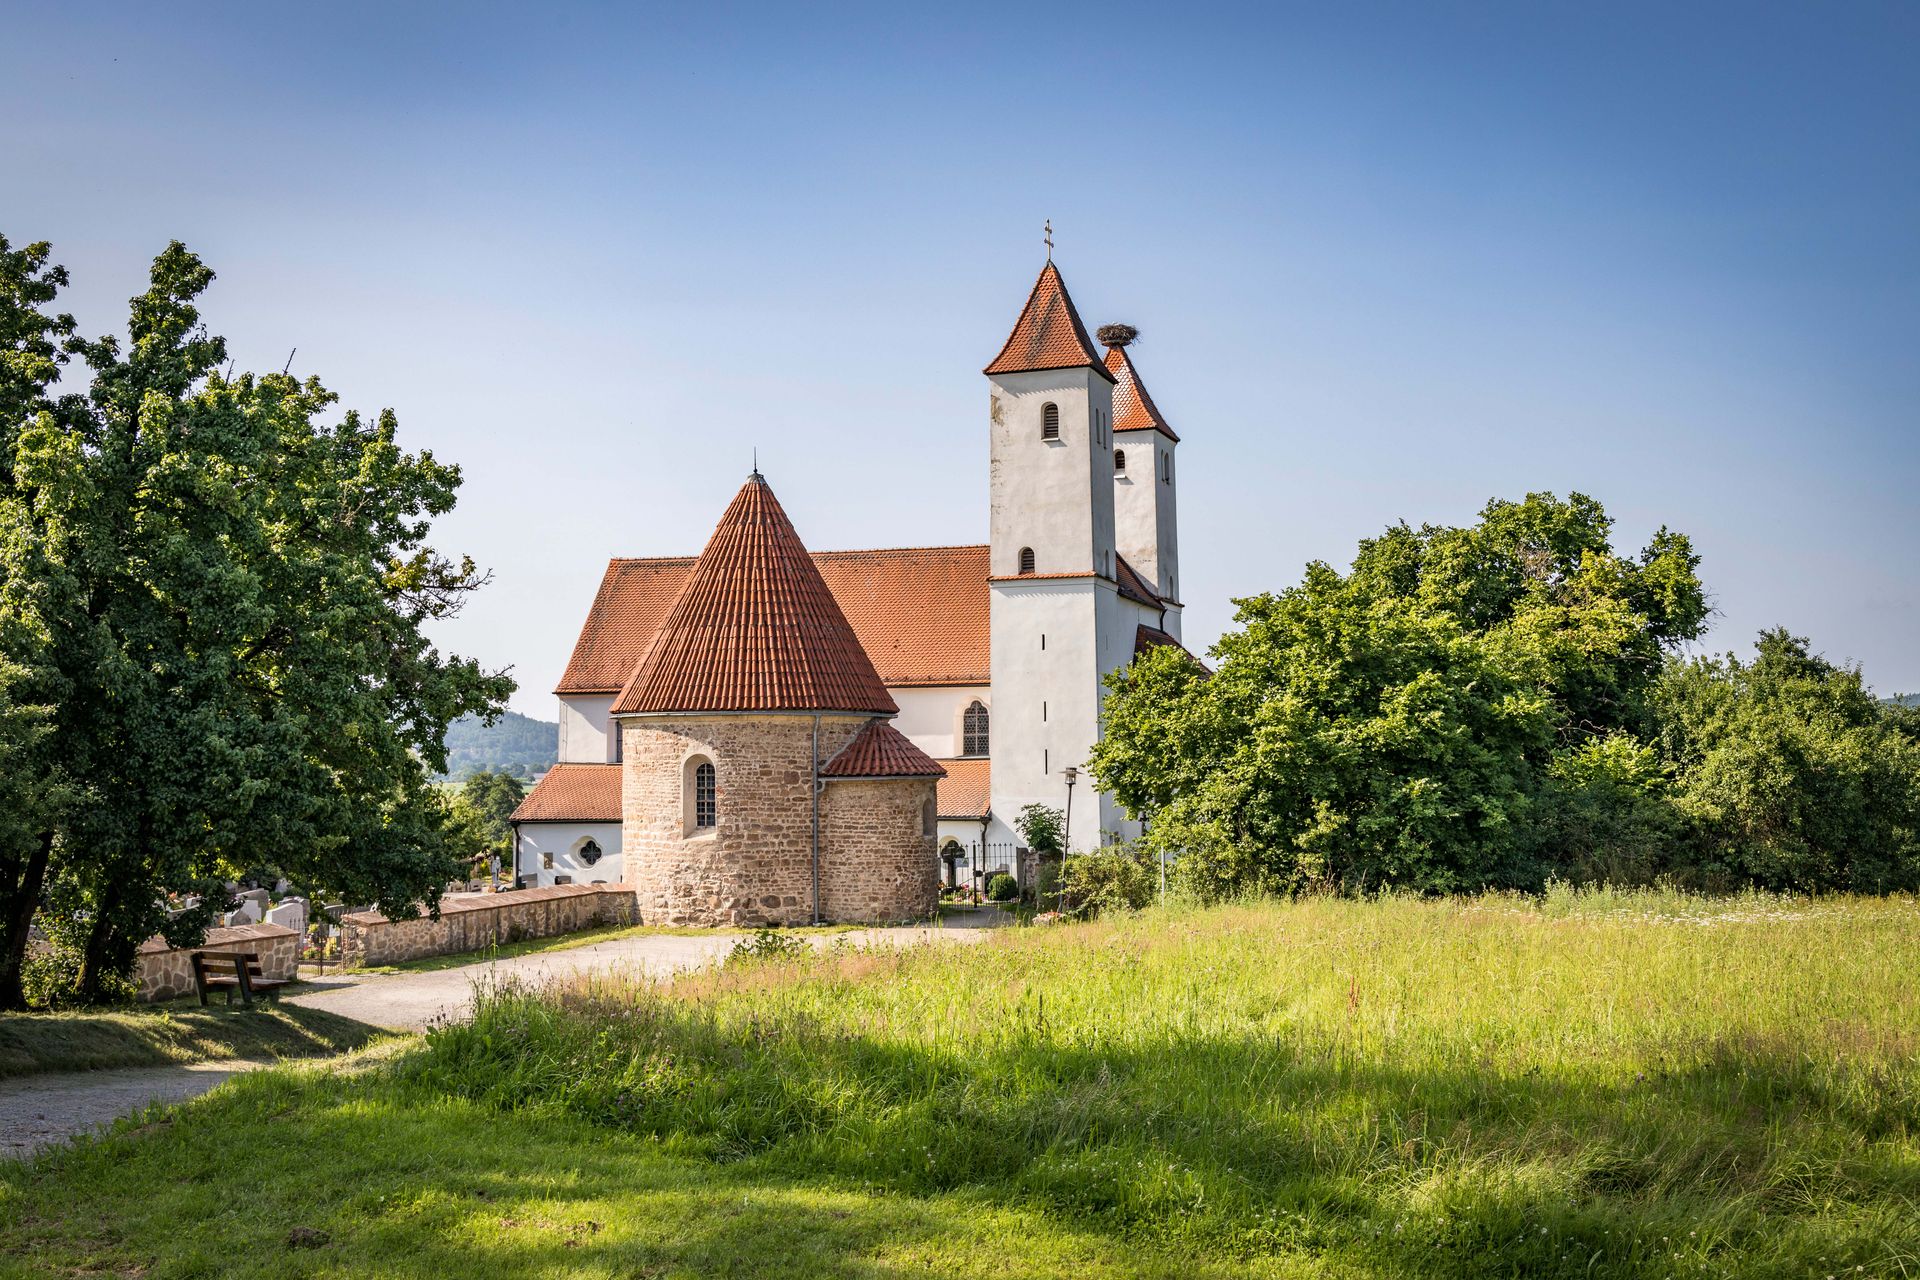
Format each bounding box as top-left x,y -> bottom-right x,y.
6,2 -> 1915,713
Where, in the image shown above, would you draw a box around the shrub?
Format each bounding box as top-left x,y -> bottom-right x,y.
725,927 -> 809,966
985,873 -> 1018,902
1060,844 -> 1158,915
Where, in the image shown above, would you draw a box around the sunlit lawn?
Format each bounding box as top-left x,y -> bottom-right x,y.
4,887 -> 1917,1278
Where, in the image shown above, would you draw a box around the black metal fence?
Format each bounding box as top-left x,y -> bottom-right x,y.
939,839 -> 1028,897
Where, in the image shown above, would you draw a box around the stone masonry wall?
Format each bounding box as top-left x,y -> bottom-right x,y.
340,884 -> 637,967
819,777 -> 940,924
623,713 -> 868,926
135,923 -> 299,1003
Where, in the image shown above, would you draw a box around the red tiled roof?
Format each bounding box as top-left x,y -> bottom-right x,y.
559,545 -> 990,695
1135,624 -> 1208,672
821,721 -> 947,779
984,262 -> 1114,381
612,475 -> 899,716
934,757 -> 990,819
511,763 -> 622,823
1114,554 -> 1164,609
1105,345 -> 1179,441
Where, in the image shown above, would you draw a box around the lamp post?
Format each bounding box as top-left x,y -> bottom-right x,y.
1060,766 -> 1078,913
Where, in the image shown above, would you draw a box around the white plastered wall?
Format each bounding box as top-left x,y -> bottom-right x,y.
557,695 -> 618,763
514,821 -> 623,886
1113,429 -> 1180,616
890,685 -> 989,760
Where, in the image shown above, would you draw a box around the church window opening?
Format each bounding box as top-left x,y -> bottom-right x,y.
685,755 -> 717,834
1041,403 -> 1060,440
577,838 -> 603,867
1018,546 -> 1035,575
1114,448 -> 1126,472
695,761 -> 716,828
963,701 -> 989,757
542,850 -> 554,871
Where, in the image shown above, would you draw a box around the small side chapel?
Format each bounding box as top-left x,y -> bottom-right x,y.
510,255 -> 1197,921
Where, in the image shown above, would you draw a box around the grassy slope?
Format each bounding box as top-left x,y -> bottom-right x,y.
0,1002 -> 384,1079
4,889 -> 1919,1278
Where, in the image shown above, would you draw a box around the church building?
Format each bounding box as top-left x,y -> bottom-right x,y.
509,257 -> 1193,913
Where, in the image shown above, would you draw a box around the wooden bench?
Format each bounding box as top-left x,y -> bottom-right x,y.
189,950 -> 289,1007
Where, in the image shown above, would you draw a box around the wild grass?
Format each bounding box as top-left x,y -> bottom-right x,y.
4,888 -> 1918,1278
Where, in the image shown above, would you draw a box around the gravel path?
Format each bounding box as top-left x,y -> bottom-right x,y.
0,1060 -> 265,1159
2,911 -> 1004,1158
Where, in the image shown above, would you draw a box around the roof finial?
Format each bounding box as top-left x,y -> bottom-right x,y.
750,447 -> 762,481
1043,219 -> 1053,262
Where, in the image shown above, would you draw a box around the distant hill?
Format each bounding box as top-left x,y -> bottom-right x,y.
441,711 -> 558,780
1891,693 -> 1920,709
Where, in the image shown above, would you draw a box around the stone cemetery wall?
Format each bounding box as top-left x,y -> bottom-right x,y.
135,923 -> 299,1003
340,883 -> 638,967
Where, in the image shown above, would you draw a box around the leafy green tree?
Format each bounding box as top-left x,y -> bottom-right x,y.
1091,493 -> 1707,899
0,237 -> 511,1006
1655,630 -> 1920,892
1015,804 -> 1064,855
447,769 -> 526,865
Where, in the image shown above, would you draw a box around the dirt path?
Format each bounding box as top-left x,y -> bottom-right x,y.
0,1060 -> 265,1159
3,911 -> 1004,1158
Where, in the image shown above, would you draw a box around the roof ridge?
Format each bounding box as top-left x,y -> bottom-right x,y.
1104,344 -> 1180,442
611,476 -> 899,716
984,261 -> 1115,381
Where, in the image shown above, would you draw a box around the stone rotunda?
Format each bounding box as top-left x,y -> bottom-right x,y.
614,471 -> 943,926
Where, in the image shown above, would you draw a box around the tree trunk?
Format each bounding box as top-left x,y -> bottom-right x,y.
75,876 -> 127,1005
0,829 -> 54,1010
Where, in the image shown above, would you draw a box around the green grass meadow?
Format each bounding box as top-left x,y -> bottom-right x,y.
4,888 -> 1918,1277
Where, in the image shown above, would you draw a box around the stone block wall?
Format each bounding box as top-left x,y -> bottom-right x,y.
622,713 -> 867,926
340,883 -> 637,967
135,923 -> 299,1002
819,776 -> 940,923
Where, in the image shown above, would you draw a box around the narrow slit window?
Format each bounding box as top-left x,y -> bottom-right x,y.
1041,403 -> 1060,440
1114,448 -> 1126,472
1019,546 -> 1035,575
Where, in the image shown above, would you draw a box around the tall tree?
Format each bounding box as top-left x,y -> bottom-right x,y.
0,238 -> 512,1006
1091,493 -> 1707,897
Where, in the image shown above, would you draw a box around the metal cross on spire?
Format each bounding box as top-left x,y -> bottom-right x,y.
1044,219 -> 1053,261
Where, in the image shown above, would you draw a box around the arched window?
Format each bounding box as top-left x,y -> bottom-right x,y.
577,838 -> 603,866
1041,402 -> 1060,440
962,700 -> 989,757
694,761 -> 716,828
685,755 -> 717,834
1018,547 -> 1035,575
1114,448 -> 1126,472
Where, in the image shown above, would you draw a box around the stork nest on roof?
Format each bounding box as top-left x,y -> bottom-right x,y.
1096,323 -> 1139,348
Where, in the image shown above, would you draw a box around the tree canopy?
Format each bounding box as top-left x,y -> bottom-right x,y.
0,236 -> 511,1006
1091,492 -> 1710,897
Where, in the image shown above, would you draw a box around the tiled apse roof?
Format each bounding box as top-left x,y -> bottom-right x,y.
611,475 -> 899,716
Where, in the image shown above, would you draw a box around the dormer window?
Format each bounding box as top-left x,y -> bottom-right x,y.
1114,448 -> 1126,472
1018,547 -> 1035,575
1041,403 -> 1060,440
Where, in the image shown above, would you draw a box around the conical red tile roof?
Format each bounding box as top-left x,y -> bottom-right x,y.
820,721 -> 946,779
1105,345 -> 1179,441
612,475 -> 899,716
984,262 -> 1114,381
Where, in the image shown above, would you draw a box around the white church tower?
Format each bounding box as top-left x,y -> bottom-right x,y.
1105,335 -> 1182,635
984,259 -> 1143,851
